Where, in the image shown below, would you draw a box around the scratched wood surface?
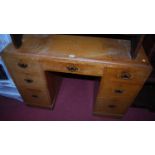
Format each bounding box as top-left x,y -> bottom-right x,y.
1,35 -> 153,117
4,35 -> 150,65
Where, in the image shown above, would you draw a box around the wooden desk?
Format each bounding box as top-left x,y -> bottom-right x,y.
1,35 -> 152,118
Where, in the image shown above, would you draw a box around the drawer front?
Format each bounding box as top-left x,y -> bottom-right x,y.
41,60 -> 103,76
3,54 -> 41,75
20,88 -> 51,107
106,66 -> 151,84
96,96 -> 133,106
13,72 -> 47,90
97,81 -> 142,98
95,97 -> 131,115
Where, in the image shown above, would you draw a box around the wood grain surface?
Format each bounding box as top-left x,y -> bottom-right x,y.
1,35 -> 152,117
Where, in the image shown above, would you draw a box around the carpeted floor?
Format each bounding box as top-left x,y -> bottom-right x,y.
0,77 -> 155,121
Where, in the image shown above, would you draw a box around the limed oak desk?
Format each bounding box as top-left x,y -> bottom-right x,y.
2,35 -> 152,118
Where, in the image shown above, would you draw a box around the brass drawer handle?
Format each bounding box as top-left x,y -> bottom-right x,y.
32,95 -> 38,98
24,79 -> 33,83
66,65 -> 78,72
18,63 -> 28,69
120,72 -> 131,80
114,89 -> 124,94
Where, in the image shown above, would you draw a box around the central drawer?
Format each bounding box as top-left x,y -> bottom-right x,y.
40,59 -> 103,76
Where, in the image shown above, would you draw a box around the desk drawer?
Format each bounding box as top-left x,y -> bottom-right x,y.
13,72 -> 47,90
106,66 -> 151,84
95,97 -> 131,115
3,54 -> 41,75
97,81 -> 142,98
41,60 -> 103,76
20,88 -> 51,107
96,96 -> 133,106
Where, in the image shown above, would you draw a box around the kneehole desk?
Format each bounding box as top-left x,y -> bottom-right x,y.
2,35 -> 152,118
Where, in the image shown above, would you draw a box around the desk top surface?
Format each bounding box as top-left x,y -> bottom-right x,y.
4,35 -> 150,66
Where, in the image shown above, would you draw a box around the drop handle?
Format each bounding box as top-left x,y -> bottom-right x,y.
32,95 -> 38,98
18,63 -> 28,68
66,65 -> 79,72
108,105 -> 116,108
24,79 -> 33,83
114,89 -> 124,94
120,72 -> 131,80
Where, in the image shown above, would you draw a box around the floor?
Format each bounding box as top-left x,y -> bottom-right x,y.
0,77 -> 155,121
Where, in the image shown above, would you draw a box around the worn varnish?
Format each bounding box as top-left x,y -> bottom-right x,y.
1,35 -> 152,117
